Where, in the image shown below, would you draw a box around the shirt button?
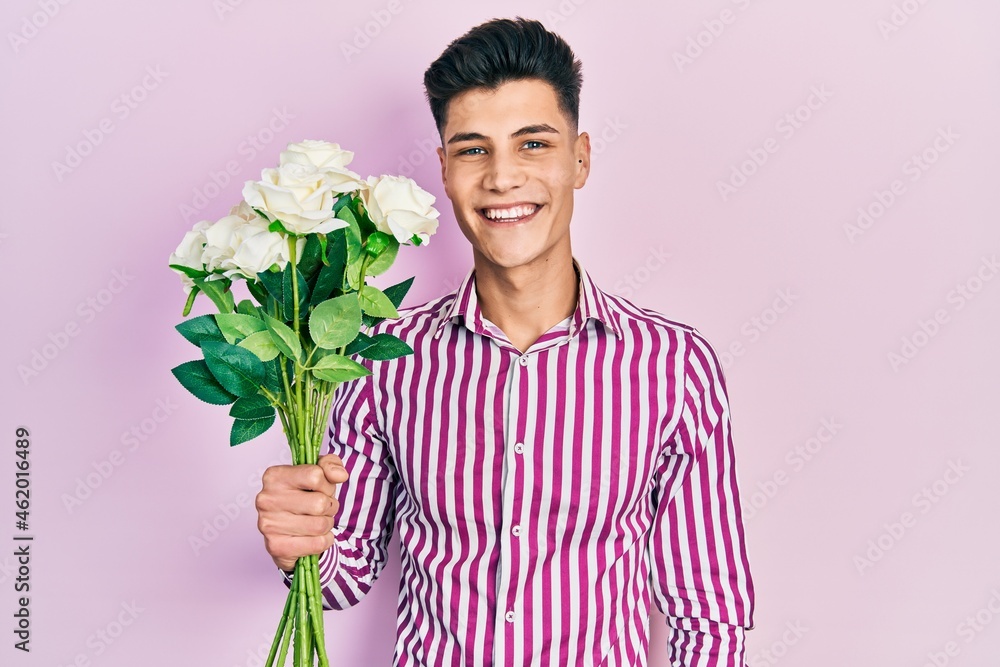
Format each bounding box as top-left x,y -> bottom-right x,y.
511,525 -> 521,537
505,610 -> 516,623
513,442 -> 524,454
519,355 -> 529,366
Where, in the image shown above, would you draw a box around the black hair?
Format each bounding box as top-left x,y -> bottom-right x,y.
423,16 -> 583,142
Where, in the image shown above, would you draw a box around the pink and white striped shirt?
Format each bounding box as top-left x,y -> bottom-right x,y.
283,257 -> 755,666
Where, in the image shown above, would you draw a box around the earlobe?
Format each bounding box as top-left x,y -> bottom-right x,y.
573,131 -> 591,187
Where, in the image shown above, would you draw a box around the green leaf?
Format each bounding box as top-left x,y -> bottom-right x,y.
263,357 -> 284,393
311,354 -> 372,383
202,341 -> 267,398
338,208 -> 362,265
246,279 -> 269,306
365,234 -> 399,277
231,412 -> 276,446
345,255 -> 365,291
362,276 -> 414,328
181,285 -> 199,317
344,331 -> 375,356
171,360 -> 237,405
267,219 -> 290,235
236,299 -> 260,317
355,204 -> 377,237
193,277 -> 235,314
215,313 -> 268,344
238,330 -> 280,362
359,285 -> 399,318
383,276 -> 414,308
169,263 -> 209,280
317,232 -> 329,266
298,234 -> 324,281
358,333 -> 414,361
311,262 -> 343,307
229,395 -> 275,420
175,315 -> 225,347
309,294 -> 362,350
282,260 -> 309,321
263,313 -> 303,362
257,269 -> 284,305
332,194 -> 353,216
311,231 -> 347,306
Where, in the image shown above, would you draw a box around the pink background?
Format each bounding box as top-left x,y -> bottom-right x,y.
3,1 -> 998,665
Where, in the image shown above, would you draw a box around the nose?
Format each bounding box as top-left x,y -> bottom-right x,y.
482,150 -> 525,192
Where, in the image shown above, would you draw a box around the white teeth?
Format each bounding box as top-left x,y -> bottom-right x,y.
483,204 -> 537,220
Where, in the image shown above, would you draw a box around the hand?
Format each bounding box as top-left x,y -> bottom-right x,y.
255,453 -> 350,572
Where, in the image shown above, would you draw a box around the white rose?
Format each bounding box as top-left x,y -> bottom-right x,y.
201,213 -> 251,274
242,162 -> 360,236
279,140 -> 364,193
224,226 -> 305,280
361,175 -> 440,245
280,140 -> 355,171
168,220 -> 210,292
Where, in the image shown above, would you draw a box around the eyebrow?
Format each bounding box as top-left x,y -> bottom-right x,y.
446,123 -> 560,145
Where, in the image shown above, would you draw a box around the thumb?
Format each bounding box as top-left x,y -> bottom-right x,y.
319,454 -> 350,485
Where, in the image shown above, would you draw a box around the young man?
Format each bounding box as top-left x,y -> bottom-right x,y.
255,17 -> 755,666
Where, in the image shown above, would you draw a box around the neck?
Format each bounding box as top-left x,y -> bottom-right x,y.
472,250 -> 579,352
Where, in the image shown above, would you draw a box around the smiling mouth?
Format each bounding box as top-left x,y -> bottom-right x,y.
477,203 -> 542,225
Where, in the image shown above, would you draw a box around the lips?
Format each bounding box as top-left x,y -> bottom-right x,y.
477,203 -> 543,225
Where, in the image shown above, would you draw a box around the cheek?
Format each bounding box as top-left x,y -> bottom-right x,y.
444,171 -> 475,203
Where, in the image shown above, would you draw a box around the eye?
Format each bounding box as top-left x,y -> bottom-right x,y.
458,147 -> 485,156
523,140 -> 546,149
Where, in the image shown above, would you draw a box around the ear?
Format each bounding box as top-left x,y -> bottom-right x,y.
437,145 -> 447,188
573,131 -> 591,189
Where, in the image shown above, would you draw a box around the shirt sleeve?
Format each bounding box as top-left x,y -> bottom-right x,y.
646,329 -> 755,666
279,354 -> 399,611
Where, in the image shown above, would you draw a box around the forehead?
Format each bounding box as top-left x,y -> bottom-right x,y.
445,78 -> 565,134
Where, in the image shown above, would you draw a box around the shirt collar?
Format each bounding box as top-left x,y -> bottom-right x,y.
435,257 -> 624,341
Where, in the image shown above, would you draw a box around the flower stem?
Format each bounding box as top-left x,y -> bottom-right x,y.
296,551 -> 308,665
265,585 -> 294,667
309,554 -> 330,667
277,584 -> 297,667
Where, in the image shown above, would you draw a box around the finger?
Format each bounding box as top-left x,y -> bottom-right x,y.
259,509 -> 337,538
257,487 -> 337,517
263,462 -> 339,495
265,531 -> 338,564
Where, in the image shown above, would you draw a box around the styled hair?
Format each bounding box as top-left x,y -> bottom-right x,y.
423,17 -> 583,141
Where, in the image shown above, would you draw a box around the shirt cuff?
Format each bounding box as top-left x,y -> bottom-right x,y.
666,618 -> 748,666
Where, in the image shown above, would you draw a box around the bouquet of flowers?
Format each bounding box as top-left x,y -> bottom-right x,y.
168,140 -> 438,666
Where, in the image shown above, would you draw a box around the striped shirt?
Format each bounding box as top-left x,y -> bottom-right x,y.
282,257 -> 755,666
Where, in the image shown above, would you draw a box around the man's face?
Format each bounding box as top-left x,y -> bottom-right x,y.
436,78 -> 590,272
